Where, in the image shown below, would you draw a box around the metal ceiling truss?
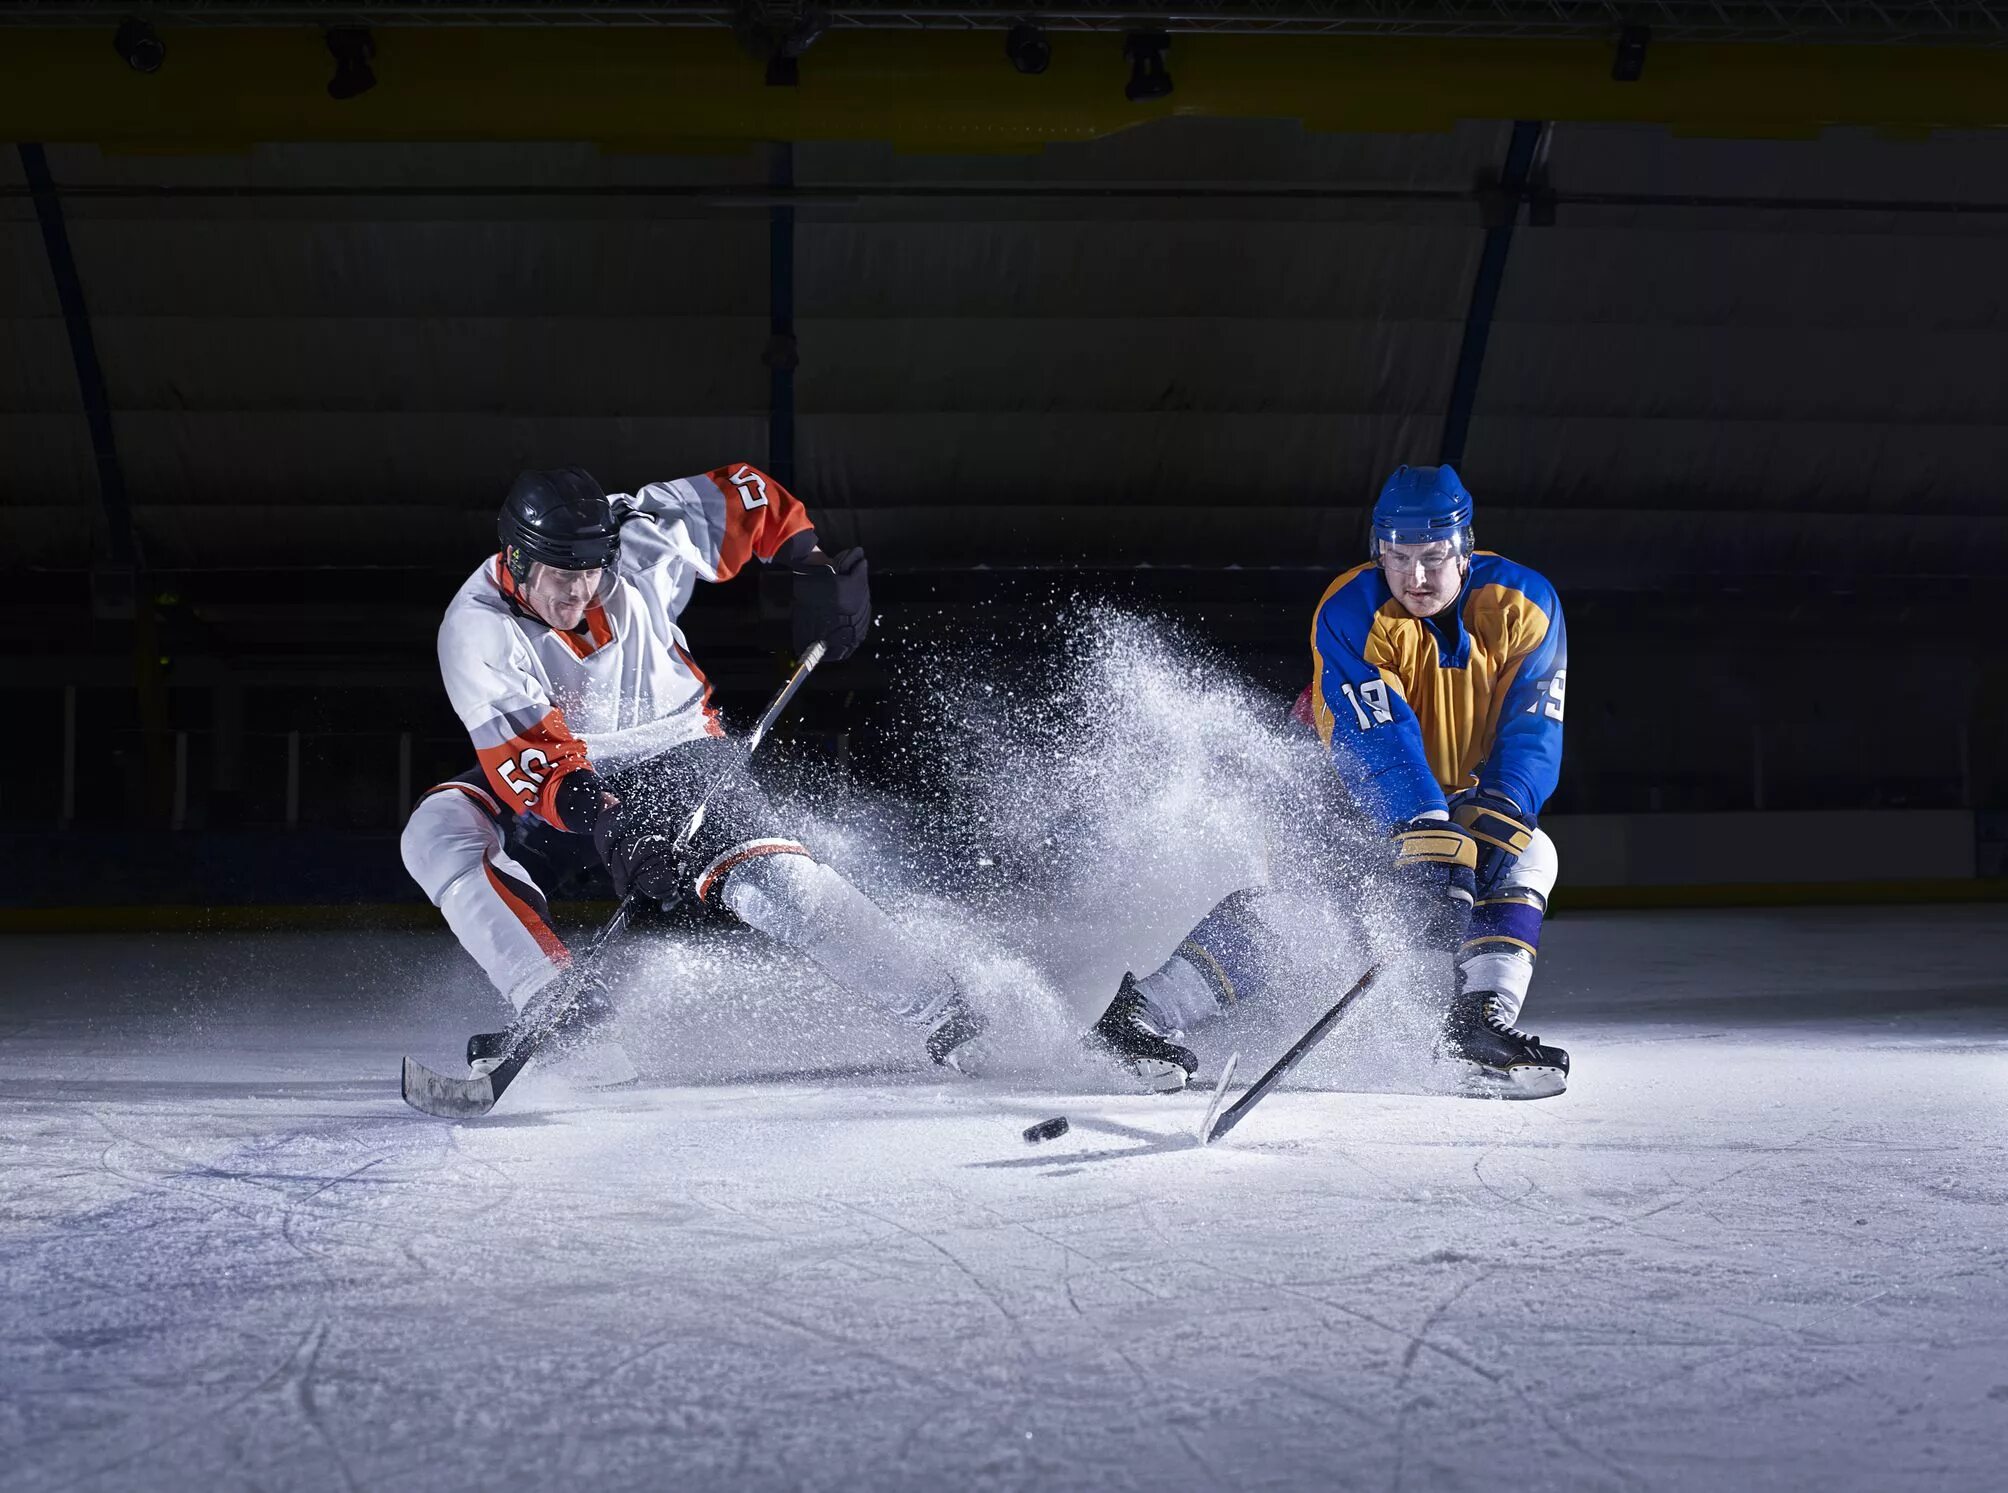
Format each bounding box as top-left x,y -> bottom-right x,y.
3,1 -> 2006,46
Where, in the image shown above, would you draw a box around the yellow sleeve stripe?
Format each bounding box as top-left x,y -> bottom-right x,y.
1310,675 -> 1336,747
1307,563 -> 1373,750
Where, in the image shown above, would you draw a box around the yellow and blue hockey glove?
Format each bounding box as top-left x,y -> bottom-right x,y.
1451,790 -> 1535,898
1389,818 -> 1478,952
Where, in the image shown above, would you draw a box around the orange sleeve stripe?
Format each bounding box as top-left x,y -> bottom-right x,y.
475,707 -> 594,829
709,463 -> 815,581
483,863 -> 572,966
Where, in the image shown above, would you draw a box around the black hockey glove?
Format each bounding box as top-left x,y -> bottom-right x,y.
791,547 -> 871,662
1388,817 -> 1478,952
593,801 -> 684,903
550,767 -> 611,837
1451,789 -> 1535,899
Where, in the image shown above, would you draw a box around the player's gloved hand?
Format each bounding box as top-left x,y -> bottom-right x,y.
1388,817 -> 1477,951
1451,789 -> 1535,899
791,547 -> 870,662
593,801 -> 683,903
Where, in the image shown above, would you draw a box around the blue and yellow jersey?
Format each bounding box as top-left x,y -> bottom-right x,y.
1308,551 -> 1566,828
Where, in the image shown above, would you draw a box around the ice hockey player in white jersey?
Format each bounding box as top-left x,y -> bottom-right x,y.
400,464 -> 987,1074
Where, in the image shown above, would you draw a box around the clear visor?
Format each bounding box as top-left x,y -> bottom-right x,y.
527,559 -> 607,583
509,542 -> 614,575
1374,528 -> 1472,574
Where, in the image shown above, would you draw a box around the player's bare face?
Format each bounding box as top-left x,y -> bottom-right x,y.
1381,543 -> 1465,618
522,561 -> 601,631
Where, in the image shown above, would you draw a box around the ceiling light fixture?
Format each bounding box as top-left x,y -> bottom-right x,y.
112,18 -> 165,74
325,27 -> 378,101
1612,25 -> 1650,83
1123,31 -> 1172,103
1005,22 -> 1051,76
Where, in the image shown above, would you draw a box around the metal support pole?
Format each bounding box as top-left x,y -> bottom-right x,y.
21,142 -> 173,819
210,677 -> 243,826
767,140 -> 797,489
61,685 -> 76,827
286,730 -> 301,829
1439,119 -> 1546,468
171,731 -> 188,830
17,144 -> 135,573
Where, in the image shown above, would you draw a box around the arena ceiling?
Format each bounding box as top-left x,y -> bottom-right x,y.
6,120 -> 2005,593
4,4 -> 2008,149
5,2 -> 2006,44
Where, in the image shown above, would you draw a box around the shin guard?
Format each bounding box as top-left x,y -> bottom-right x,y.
1457,887 -> 1545,1026
1136,889 -> 1273,1033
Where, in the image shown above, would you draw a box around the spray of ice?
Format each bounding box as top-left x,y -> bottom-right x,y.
610,603 -> 1447,1093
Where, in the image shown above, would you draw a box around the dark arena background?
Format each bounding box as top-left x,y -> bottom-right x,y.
4,5 -> 2006,1490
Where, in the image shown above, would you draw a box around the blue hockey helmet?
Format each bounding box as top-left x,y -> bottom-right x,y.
1370,464 -> 1475,558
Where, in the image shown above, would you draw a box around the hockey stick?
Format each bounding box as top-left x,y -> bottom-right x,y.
1195,1051 -> 1239,1143
1201,961 -> 1381,1145
400,642 -> 828,1119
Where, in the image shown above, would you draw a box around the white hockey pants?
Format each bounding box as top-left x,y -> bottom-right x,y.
400,786 -> 957,1025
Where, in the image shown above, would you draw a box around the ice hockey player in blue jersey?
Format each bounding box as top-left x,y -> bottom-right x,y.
1086,463 -> 1572,1099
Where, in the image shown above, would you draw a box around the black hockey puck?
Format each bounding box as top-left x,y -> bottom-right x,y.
1022,1116 -> 1069,1144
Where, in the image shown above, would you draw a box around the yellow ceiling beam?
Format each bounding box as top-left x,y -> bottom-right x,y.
3,27 -> 2006,149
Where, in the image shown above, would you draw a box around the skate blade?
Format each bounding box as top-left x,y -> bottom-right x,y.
936,1035 -> 999,1078
1082,1037 -> 1190,1093
1133,1059 -> 1189,1094
1450,1060 -> 1568,1101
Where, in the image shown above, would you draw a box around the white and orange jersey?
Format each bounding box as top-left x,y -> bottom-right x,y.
437,463 -> 815,830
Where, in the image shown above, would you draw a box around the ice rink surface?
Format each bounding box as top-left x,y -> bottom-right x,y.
4,905 -> 2006,1492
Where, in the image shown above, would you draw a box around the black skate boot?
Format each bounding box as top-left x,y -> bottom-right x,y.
1442,991 -> 1568,1100
925,991 -> 991,1075
469,974 -> 633,1087
466,1027 -> 510,1076
1085,973 -> 1198,1093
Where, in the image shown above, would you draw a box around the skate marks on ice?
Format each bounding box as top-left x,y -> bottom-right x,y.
8,1009 -> 2008,1491
4,1103 -> 487,1493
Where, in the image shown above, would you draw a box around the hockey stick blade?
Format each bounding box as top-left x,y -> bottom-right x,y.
1204,963 -> 1381,1145
1195,1051 -> 1239,1146
401,1055 -> 500,1120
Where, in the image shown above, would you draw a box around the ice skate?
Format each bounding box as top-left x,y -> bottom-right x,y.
1441,991 -> 1568,1100
466,1027 -> 509,1076
468,974 -> 636,1089
1085,974 -> 1198,1093
925,991 -> 992,1075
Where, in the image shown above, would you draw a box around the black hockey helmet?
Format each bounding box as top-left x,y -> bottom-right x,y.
498,467 -> 620,583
